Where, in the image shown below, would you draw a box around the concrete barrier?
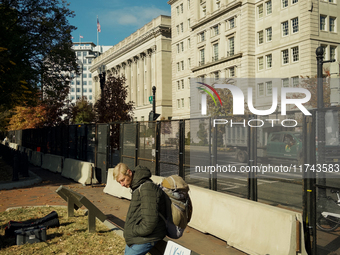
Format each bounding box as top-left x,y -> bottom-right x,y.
104,172 -> 306,255
9,143 -> 19,150
31,151 -> 43,167
41,154 -> 64,173
103,168 -> 164,199
62,158 -> 98,186
26,148 -> 33,163
188,185 -> 307,255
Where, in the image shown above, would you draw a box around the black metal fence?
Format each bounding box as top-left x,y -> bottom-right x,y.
4,108 -> 340,254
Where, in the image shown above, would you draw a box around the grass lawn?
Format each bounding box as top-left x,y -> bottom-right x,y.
0,206 -> 125,254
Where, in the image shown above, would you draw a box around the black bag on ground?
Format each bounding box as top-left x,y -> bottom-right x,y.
5,211 -> 60,237
15,225 -> 47,245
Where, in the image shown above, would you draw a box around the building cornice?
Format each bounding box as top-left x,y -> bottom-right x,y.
167,0 -> 179,5
191,53 -> 242,72
191,1 -> 242,31
90,26 -> 171,73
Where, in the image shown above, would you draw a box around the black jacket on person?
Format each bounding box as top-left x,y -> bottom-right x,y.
124,165 -> 166,246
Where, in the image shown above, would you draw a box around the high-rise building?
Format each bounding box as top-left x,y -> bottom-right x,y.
70,42 -> 111,104
168,0 -> 340,119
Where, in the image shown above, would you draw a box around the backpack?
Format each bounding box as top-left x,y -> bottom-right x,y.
159,175 -> 193,239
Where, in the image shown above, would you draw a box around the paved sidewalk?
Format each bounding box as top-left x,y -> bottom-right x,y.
0,165 -> 247,255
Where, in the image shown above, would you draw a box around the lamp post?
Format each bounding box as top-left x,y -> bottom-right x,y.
98,65 -> 106,97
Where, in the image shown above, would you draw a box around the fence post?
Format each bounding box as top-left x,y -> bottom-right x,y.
179,120 -> 185,178
155,121 -> 160,176
135,122 -> 139,167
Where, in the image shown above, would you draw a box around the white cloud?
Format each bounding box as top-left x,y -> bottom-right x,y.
104,6 -> 170,27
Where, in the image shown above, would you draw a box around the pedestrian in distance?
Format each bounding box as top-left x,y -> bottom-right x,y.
113,163 -> 166,255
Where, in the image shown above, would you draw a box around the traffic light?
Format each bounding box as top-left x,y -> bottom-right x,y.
149,111 -> 160,121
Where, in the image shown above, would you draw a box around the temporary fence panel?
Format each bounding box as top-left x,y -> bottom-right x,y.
96,124 -> 109,184
138,122 -> 156,175
159,120 -> 181,177
120,123 -> 137,170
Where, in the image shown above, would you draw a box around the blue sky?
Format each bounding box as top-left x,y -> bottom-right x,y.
68,0 -> 171,46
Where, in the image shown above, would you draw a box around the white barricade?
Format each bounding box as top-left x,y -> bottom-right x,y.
62,158 -> 98,186
188,185 -> 307,255
41,154 -> 64,173
31,151 -> 43,167
103,168 -> 164,199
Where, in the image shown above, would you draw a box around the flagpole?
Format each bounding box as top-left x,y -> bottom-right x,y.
97,15 -> 99,48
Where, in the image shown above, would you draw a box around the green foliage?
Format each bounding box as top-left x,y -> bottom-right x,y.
197,121 -> 208,145
94,76 -> 134,123
71,97 -> 95,124
0,0 -> 79,128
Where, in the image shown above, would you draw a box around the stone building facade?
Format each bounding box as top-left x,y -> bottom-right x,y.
90,15 -> 172,121
168,0 -> 340,119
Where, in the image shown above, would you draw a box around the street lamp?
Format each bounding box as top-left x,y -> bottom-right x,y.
97,65 -> 106,97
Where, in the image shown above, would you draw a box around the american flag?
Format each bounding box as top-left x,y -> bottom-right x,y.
97,17 -> 101,33
80,35 -> 84,38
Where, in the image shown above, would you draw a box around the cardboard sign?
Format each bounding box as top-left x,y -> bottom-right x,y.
164,241 -> 191,255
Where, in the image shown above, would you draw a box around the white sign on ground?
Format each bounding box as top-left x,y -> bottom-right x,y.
164,240 -> 191,255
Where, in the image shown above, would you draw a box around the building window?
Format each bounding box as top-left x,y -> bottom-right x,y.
282,21 -> 289,36
258,30 -> 264,44
229,67 -> 235,77
228,37 -> 234,56
258,4 -> 263,18
320,15 -> 326,31
89,95 -> 92,100
89,81 -> 92,85
181,98 -> 184,108
292,0 -> 298,4
330,17 -> 336,32
177,44 -> 180,53
266,27 -> 272,41
181,61 -> 184,70
181,80 -> 184,89
71,88 -> 75,92
266,81 -> 272,95
266,54 -> 272,68
177,81 -> 180,90
216,0 -> 221,9
282,49 -> 289,64
177,62 -> 180,71
229,17 -> 235,29
89,88 -> 92,92
282,78 -> 289,87
200,49 -> 205,65
282,0 -> 288,8
76,81 -> 80,85
202,5 -> 206,17
83,81 -> 87,85
330,46 -> 337,60
188,38 -> 191,48
177,99 -> 180,108
83,88 -> 87,93
322,44 -> 327,58
176,25 -> 180,35
180,23 -> 184,33
77,52 -> 81,56
188,19 -> 191,28
89,73 -> 92,78
213,43 -> 219,61
292,46 -> 299,62
266,1 -> 272,15
258,83 -> 264,96
180,3 -> 183,13
181,42 -> 184,51
83,66 -> 87,71
292,76 -> 299,87
176,6 -> 179,15
83,59 -> 87,64
258,57 -> 264,70
83,74 -> 87,78
214,71 -> 219,80
88,59 -> 92,64
292,17 -> 299,33
199,31 -> 205,42
212,25 -> 219,36
76,88 -> 80,92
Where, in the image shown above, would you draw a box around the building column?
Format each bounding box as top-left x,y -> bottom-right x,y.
126,60 -> 132,102
132,56 -> 138,105
138,53 -> 145,106
146,49 -> 152,103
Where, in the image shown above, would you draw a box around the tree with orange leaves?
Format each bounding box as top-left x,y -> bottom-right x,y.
7,105 -> 47,131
